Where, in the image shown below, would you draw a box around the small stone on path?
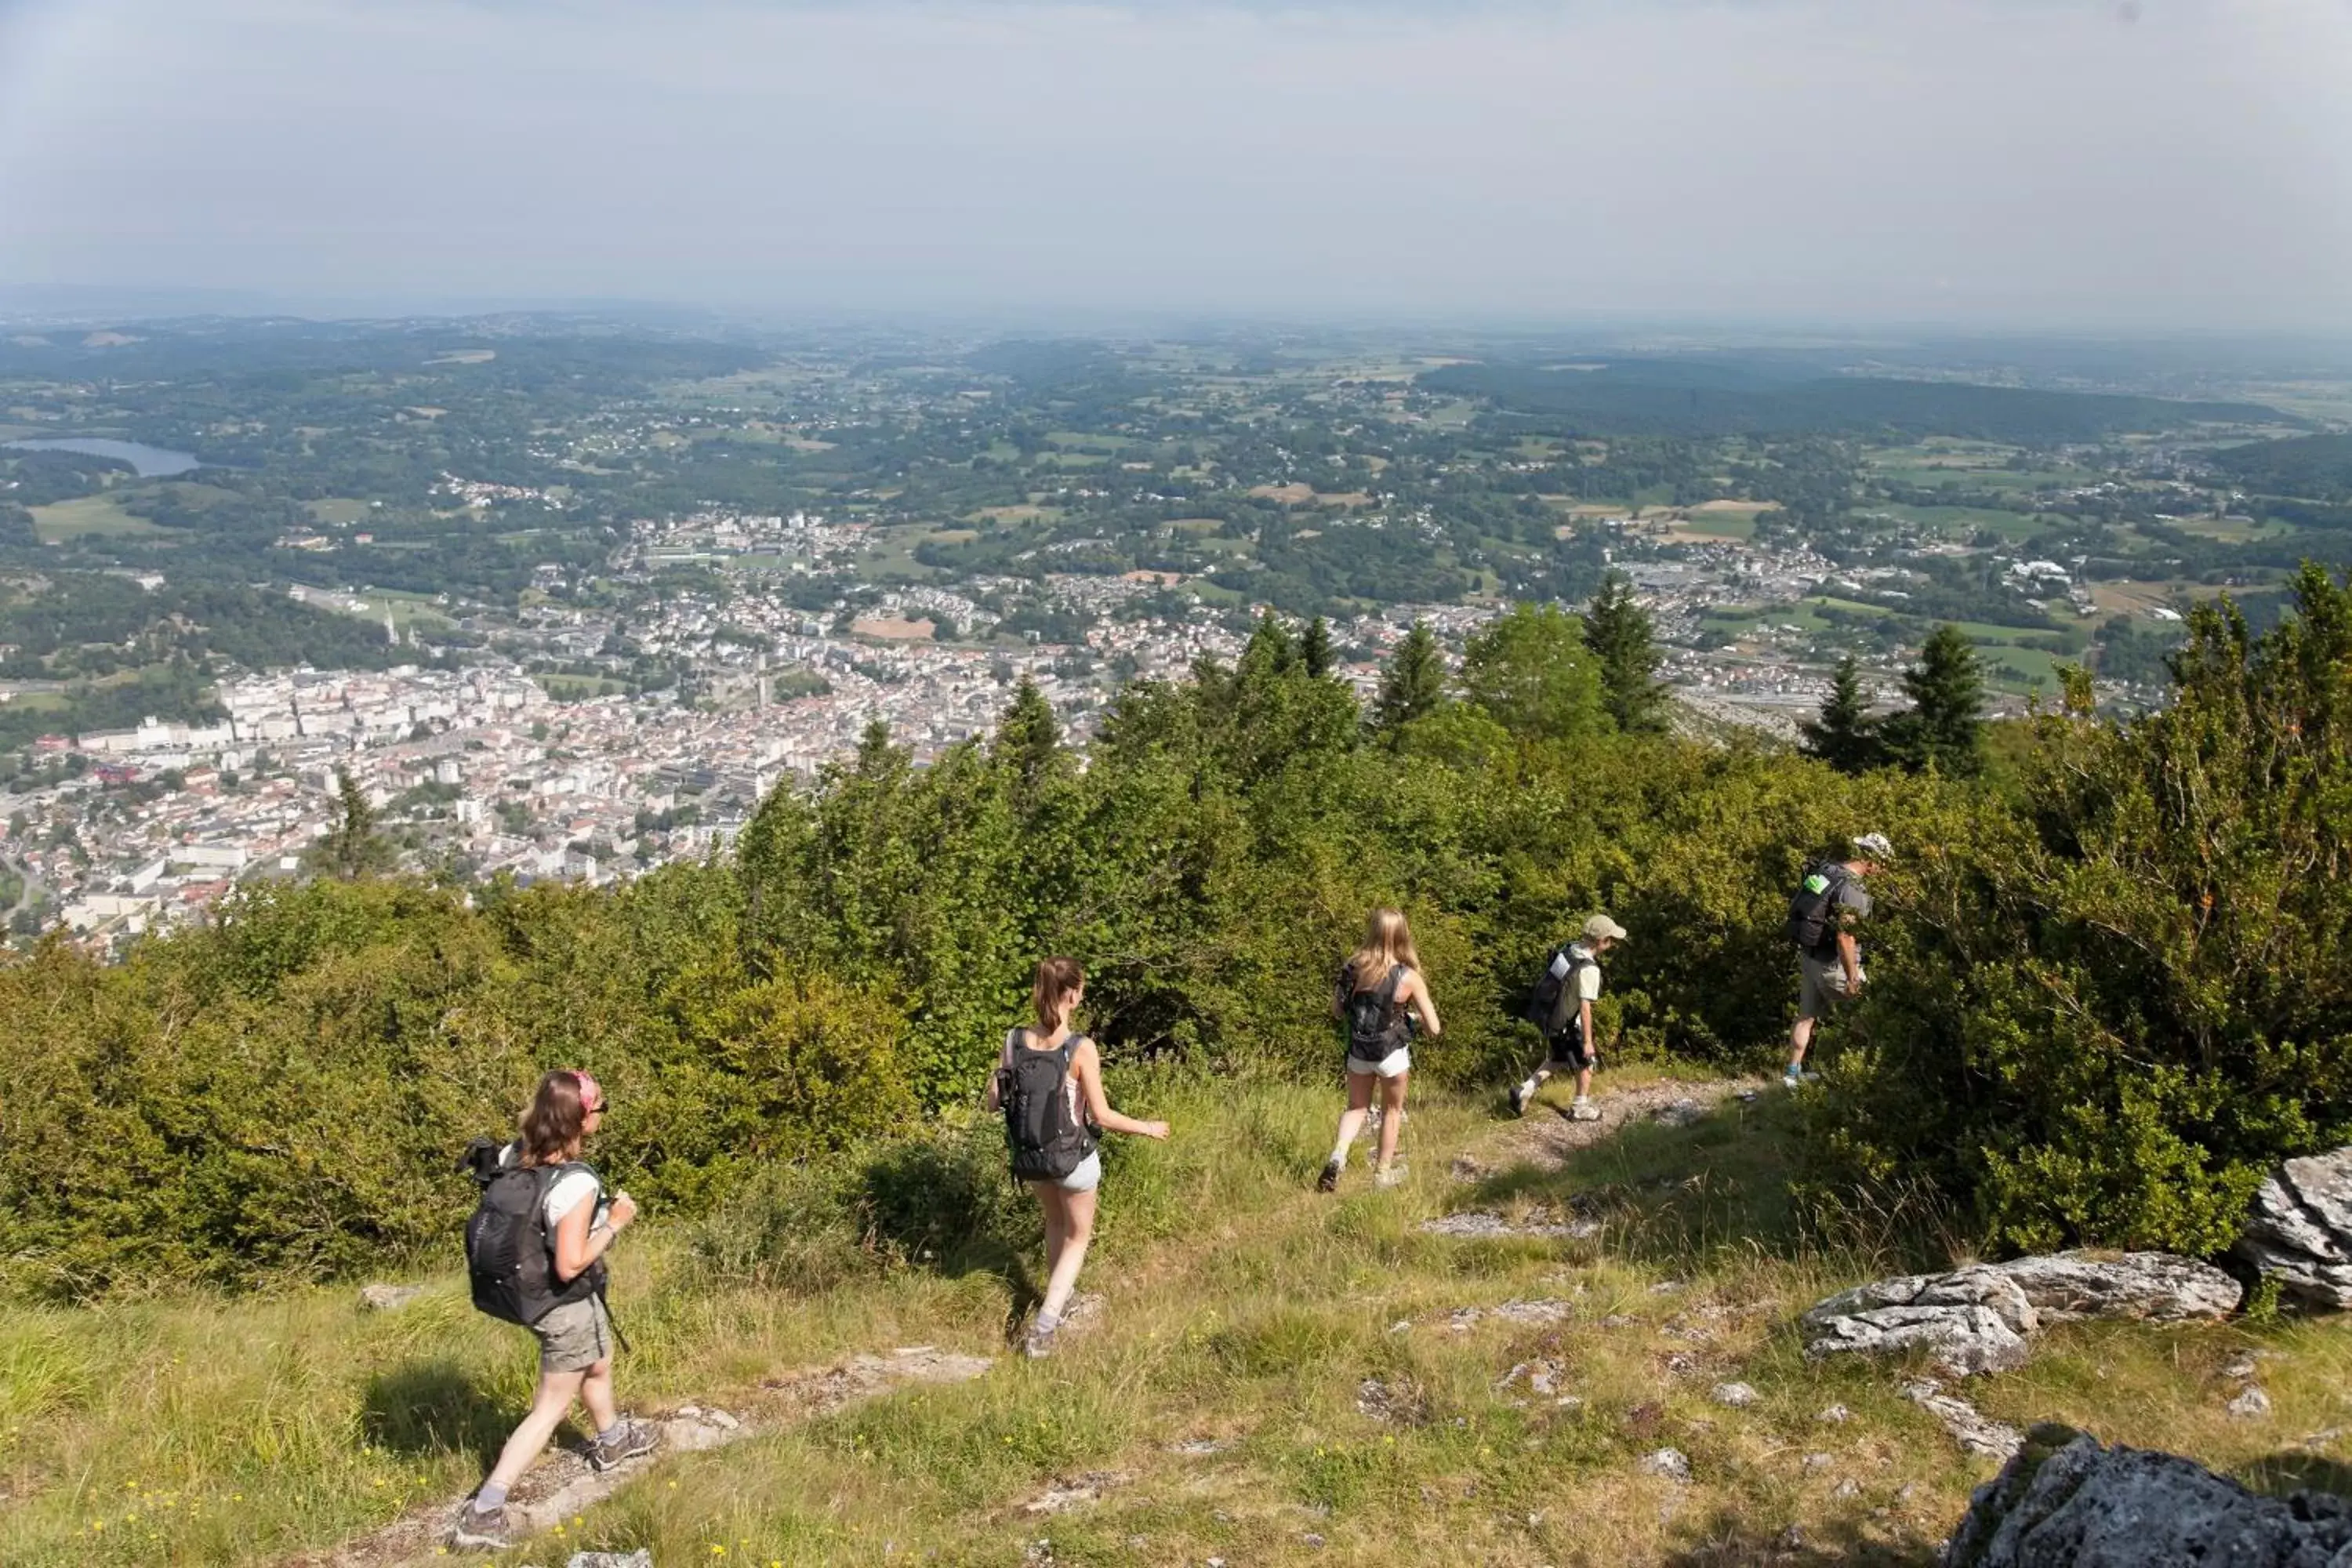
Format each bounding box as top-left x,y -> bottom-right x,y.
2227,1385 -> 2274,1420
1638,1447 -> 1692,1482
1818,1403 -> 1851,1424
1710,1381 -> 1759,1408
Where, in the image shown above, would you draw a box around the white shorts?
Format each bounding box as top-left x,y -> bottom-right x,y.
1347,1047 -> 1410,1080
1051,1151 -> 1102,1193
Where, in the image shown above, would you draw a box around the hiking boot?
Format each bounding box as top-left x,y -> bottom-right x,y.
1508,1080 -> 1532,1118
1568,1097 -> 1602,1123
588,1418 -> 660,1472
449,1502 -> 515,1551
1023,1318 -> 1060,1359
1374,1164 -> 1406,1189
1316,1159 -> 1341,1193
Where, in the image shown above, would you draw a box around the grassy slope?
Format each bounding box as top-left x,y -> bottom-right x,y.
5,1069 -> 2350,1566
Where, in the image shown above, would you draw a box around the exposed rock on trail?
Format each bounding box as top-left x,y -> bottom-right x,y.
294,1346 -> 993,1568
1989,1251 -> 2241,1323
1472,1076 -> 1771,1176
1942,1425 -> 2352,1567
2237,1147 -> 2352,1310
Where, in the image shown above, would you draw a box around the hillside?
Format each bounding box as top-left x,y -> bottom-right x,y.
5,1071 -> 2349,1566
1417,360 -> 2291,441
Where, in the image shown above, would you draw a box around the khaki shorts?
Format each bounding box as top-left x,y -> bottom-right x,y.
532,1295 -> 613,1374
1798,955 -> 1864,1020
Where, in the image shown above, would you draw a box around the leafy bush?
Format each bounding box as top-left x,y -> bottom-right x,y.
1811,566 -> 2352,1254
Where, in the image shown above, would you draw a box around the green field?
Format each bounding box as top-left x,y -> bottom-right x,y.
27,494 -> 175,542
305,498 -> 376,525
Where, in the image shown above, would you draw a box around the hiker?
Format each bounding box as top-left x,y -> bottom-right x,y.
986,956 -> 1170,1359
1509,913 -> 1626,1120
452,1070 -> 658,1551
1319,907 -> 1443,1193
1784,832 -> 1889,1087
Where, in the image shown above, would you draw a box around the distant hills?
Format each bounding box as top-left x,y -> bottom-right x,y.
1421,358 -> 2293,441
2212,431 -> 2352,504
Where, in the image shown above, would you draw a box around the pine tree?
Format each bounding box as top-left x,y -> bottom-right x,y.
307,770 -> 393,880
1581,572 -> 1669,733
1882,624 -> 1987,776
1372,619 -> 1446,734
991,677 -> 1064,811
1301,615 -> 1336,679
1800,654 -> 1882,774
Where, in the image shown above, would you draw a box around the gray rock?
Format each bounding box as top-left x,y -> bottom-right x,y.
567,1554 -> 655,1568
1900,1377 -> 2024,1461
1801,1250 -> 2238,1377
1801,1292 -> 2031,1377
1419,1210 -> 1592,1241
2238,1148 -> 2352,1310
1637,1447 -> 1692,1482
2227,1385 -> 2274,1420
1941,1425 -> 2352,1567
357,1283 -> 422,1312
1710,1381 -> 1760,1409
1987,1250 -> 2241,1323
1817,1403 -> 1852,1424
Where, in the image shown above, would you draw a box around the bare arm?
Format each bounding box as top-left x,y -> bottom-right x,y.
551,1185 -> 636,1283
1404,968 -> 1442,1038
1837,929 -> 1862,989
1074,1040 -> 1169,1140
1577,996 -> 1596,1062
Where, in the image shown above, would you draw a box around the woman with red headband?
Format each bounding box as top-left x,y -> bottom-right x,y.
453,1069 -> 656,1551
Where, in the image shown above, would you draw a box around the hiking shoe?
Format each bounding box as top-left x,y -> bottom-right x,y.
1568,1097 -> 1602,1123
1023,1319 -> 1060,1359
1508,1080 -> 1532,1118
588,1418 -> 659,1472
1783,1067 -> 1814,1088
1374,1164 -> 1406,1189
448,1502 -> 515,1551
1316,1159 -> 1341,1193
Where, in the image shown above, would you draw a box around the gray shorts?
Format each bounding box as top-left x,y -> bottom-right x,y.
532,1295 -> 613,1374
1798,955 -> 1862,1019
1054,1151 -> 1102,1193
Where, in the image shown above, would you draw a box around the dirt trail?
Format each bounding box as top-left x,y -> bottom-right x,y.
1450,1073 -> 1770,1183
292,1347 -> 993,1568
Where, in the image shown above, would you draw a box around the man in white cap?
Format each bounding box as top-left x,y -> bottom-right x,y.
1511,913 -> 1626,1122
1784,833 -> 1889,1087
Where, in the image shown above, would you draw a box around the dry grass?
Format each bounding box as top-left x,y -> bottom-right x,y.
0,1070 -> 2343,1566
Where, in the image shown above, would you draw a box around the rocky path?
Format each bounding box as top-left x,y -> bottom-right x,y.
1447,1071 -> 1771,1183
292,1347 -> 993,1568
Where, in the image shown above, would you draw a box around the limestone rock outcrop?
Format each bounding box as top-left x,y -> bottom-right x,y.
1942,1425 -> 2352,1567
1802,1251 -> 2239,1377
2237,1149 -> 2352,1310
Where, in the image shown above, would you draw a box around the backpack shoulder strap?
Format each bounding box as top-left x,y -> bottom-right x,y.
1381,964 -> 1407,1003
1056,1032 -> 1090,1065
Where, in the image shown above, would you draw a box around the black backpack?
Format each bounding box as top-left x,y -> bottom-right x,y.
997,1031 -> 1098,1181
1523,942 -> 1597,1040
1785,862 -> 1849,959
459,1138 -> 605,1327
1344,963 -> 1412,1062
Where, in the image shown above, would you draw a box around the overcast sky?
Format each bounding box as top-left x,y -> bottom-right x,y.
1,0 -> 2348,328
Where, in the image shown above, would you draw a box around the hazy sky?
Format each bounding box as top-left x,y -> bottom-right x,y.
2,0 -> 2349,327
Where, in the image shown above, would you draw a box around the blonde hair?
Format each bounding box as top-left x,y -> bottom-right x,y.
1032,956 -> 1084,1032
1347,907 -> 1421,993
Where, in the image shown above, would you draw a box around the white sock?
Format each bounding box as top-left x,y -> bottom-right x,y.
1328,1141 -> 1350,1168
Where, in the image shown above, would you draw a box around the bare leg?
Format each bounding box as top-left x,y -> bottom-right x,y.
578,1356 -> 618,1436
1329,1070 -> 1374,1166
1789,1014 -> 1817,1069
1573,1061 -> 1595,1101
1374,1072 -> 1409,1171
1038,1186 -> 1096,1323
1035,1181 -> 1067,1280
482,1366 -> 590,1494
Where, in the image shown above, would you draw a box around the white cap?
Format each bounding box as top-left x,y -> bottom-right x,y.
1855,833 -> 1893,859
1584,914 -> 1628,942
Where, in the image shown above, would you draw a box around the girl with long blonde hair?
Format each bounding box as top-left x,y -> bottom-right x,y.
1319,907 -> 1441,1192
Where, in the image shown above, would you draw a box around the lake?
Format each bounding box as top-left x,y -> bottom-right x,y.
3,437 -> 207,477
